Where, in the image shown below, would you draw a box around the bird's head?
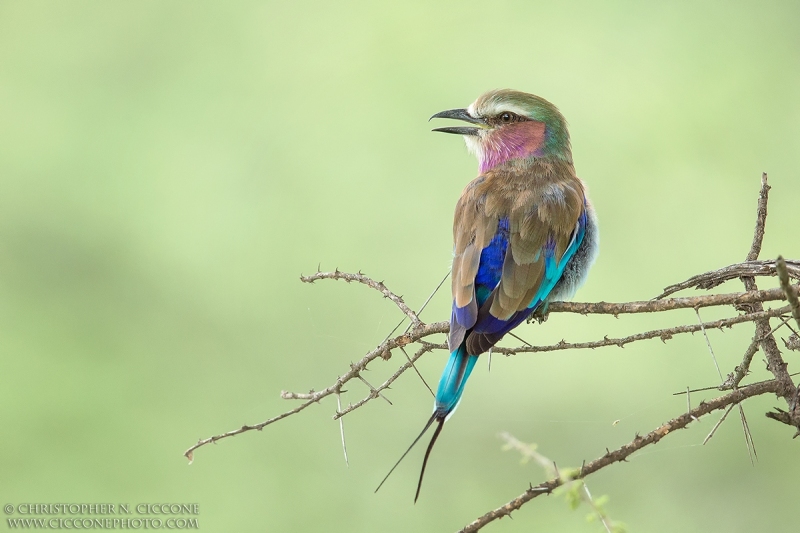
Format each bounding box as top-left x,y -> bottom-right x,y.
430,89 -> 571,172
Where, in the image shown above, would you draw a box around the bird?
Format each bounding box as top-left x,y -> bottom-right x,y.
375,89 -> 599,501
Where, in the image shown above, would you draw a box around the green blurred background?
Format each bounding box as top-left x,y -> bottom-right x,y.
1,1 -> 798,531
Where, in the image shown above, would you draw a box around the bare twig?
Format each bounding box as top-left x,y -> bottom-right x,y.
383,269 -> 450,342
357,375 -> 392,405
657,259 -> 800,299
333,343 -> 443,419
746,173 -> 770,263
749,308 -> 795,401
552,286 -> 796,315
724,338 -> 760,390
733,175 -> 798,423
724,316 -> 796,391
183,320 -> 447,461
301,270 -> 421,326
495,306 -> 791,355
675,371 -> 800,396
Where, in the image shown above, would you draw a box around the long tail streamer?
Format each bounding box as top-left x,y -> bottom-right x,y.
414,417 -> 445,502
375,413 -> 446,502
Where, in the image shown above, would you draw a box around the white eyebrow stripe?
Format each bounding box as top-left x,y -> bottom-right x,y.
471,100 -> 530,119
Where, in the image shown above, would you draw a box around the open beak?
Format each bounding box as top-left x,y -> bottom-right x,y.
429,108 -> 485,136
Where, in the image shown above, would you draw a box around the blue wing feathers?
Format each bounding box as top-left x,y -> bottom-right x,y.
451,208 -> 587,338
474,217 -> 509,305
438,206 -> 587,415
451,216 -> 508,334
452,304 -> 475,330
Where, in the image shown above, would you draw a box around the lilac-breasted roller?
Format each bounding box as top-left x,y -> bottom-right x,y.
377,89 -> 599,501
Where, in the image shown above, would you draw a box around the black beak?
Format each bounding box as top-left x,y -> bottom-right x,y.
429,108 -> 485,136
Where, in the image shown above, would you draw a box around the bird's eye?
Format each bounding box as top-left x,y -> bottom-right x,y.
499,112 -> 515,123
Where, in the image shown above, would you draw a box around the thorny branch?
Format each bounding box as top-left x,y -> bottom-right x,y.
657,259 -> 800,299
495,305 -> 791,355
735,174 -> 798,423
300,269 -> 422,327
458,379 -> 781,533
183,174 -> 798,531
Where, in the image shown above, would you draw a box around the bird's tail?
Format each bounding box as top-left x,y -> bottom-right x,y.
374,345 -> 478,501
434,344 -> 478,418
374,413 -> 438,499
